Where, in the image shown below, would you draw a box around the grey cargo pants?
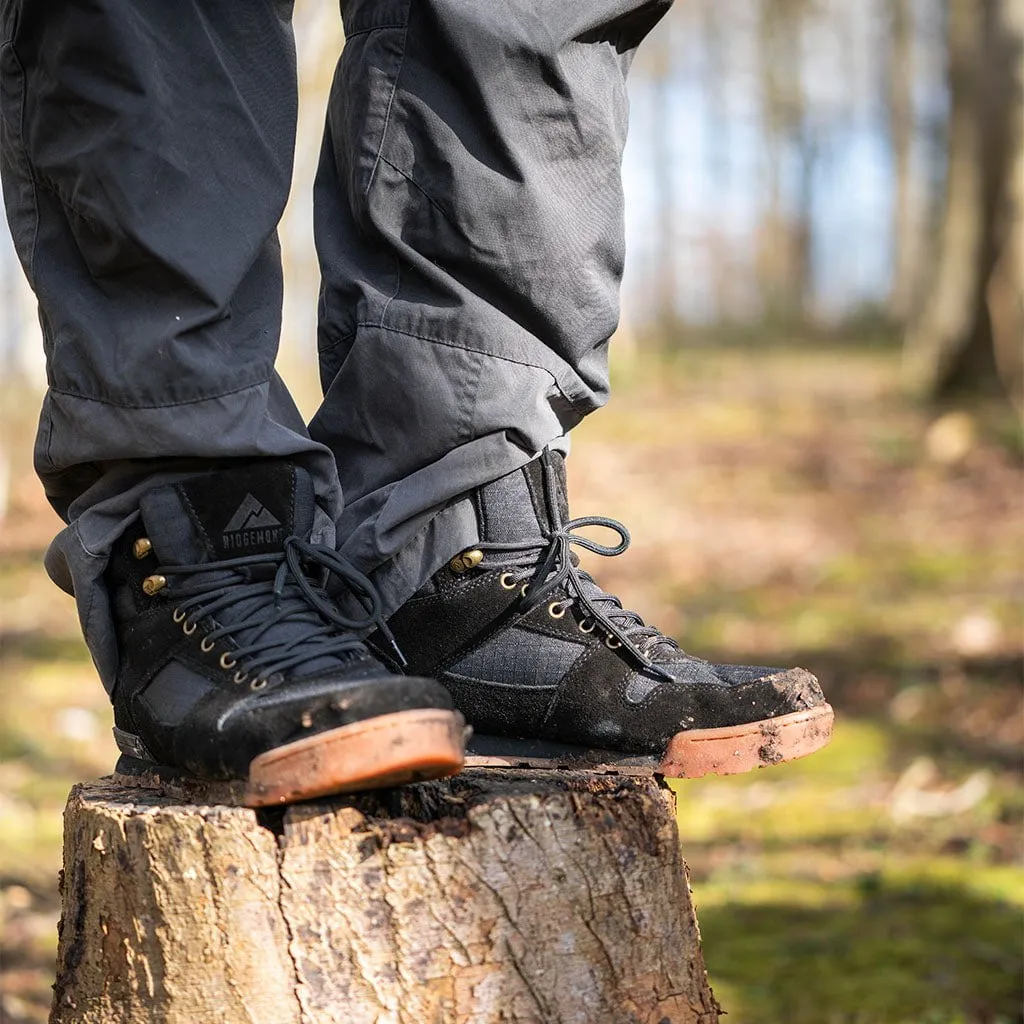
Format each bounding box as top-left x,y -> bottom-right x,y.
0,0 -> 671,690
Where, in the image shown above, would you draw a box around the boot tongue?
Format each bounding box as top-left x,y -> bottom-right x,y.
479,453 -> 674,653
476,450 -> 569,544
140,461 -> 315,566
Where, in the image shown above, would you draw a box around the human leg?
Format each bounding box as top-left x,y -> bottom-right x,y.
312,0 -> 832,775
0,0 -> 332,682
0,0 -> 463,798
311,0 -> 669,609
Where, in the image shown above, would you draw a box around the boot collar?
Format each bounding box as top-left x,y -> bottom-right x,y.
473,449 -> 569,543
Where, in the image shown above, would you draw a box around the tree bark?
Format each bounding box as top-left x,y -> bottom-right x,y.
50,771 -> 720,1024
902,0 -> 1023,404
755,0 -> 813,322
886,0 -> 924,322
986,0 -> 1024,408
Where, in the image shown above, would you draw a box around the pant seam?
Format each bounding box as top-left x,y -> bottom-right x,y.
458,350 -> 484,444
318,328 -> 357,355
354,319 -> 556,377
376,153 -> 459,232
343,24 -> 407,40
48,375 -> 273,411
40,397 -> 56,472
379,254 -> 401,327
30,174 -> 98,228
353,319 -> 584,416
365,20 -> 409,197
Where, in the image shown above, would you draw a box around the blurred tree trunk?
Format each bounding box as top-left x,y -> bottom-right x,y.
986,0 -> 1024,406
703,0 -> 731,321
756,0 -> 812,322
758,0 -> 787,317
902,0 -> 1023,405
648,18 -> 677,336
886,0 -> 923,322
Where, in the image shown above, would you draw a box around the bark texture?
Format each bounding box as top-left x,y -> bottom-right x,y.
902,0 -> 1023,404
50,770 -> 719,1024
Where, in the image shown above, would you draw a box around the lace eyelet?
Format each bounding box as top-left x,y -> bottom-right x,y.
548,601 -> 566,619
249,677 -> 267,691
579,618 -> 596,634
520,583 -> 530,598
219,652 -> 237,670
182,620 -> 197,636
172,608 -> 186,623
605,636 -> 623,650
499,572 -> 518,590
199,637 -> 215,653
233,670 -> 248,685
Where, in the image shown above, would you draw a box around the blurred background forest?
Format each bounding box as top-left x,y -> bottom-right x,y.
1,1 -> 1021,1022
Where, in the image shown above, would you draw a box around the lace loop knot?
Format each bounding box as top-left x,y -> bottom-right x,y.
477,514 -> 676,683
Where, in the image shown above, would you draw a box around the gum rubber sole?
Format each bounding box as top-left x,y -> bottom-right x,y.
464,704 -> 835,778
658,703 -> 834,777
113,709 -> 466,806
244,708 -> 466,806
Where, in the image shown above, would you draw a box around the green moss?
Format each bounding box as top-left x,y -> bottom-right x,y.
673,715 -> 1023,1023
697,876 -> 1023,1024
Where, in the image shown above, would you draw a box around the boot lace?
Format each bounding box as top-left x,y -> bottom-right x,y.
154,535 -> 404,686
477,515 -> 680,684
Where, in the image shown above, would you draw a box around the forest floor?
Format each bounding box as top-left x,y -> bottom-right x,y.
0,344 -> 1021,1024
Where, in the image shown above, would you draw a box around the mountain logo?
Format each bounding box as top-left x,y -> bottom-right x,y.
224,494 -> 281,532
221,494 -> 283,549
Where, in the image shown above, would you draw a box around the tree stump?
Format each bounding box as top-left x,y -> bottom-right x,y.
50,770 -> 720,1024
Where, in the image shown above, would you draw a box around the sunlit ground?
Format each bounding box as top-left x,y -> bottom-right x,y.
0,344 -> 1021,1023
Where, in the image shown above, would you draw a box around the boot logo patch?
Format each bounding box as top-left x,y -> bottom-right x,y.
222,494 -> 283,549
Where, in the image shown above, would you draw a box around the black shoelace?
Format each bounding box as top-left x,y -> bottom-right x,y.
155,535 -> 404,686
477,508 -> 680,684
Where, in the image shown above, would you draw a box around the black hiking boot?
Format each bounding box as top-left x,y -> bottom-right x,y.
107,460 -> 464,806
382,450 -> 833,778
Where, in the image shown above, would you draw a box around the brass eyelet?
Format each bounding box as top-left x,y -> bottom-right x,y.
520,583 -> 530,598
219,652 -> 237,670
142,574 -> 166,596
579,618 -> 596,634
172,608 -> 186,623
499,572 -> 518,590
249,677 -> 268,691
233,670 -> 248,685
548,601 -> 566,619
605,636 -> 623,650
182,620 -> 197,636
199,637 -> 215,653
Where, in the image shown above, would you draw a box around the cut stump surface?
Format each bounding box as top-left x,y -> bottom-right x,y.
51,770 -> 720,1024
